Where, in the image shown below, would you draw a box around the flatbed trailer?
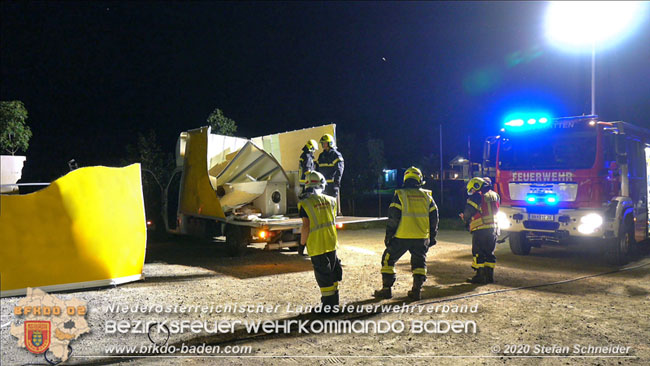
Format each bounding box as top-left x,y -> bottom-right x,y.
164,125 -> 386,255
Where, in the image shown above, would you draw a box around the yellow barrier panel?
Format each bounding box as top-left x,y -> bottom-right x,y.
0,164 -> 146,297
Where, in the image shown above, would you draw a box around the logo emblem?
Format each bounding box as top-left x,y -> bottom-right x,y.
25,321 -> 51,354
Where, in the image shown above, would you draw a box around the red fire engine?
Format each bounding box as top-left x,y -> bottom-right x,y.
486,114 -> 650,265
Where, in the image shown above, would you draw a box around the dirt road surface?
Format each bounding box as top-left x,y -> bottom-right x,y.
2,228 -> 649,365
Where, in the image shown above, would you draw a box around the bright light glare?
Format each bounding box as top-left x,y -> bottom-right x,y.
527,119 -> 537,124
526,196 -> 537,203
506,119 -> 524,127
545,1 -> 647,52
580,213 -> 603,227
578,224 -> 595,234
496,211 -> 511,230
579,213 -> 603,234
539,117 -> 548,123
578,213 -> 603,234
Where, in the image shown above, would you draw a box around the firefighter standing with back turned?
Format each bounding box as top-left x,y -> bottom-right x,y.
316,134 -> 344,199
374,167 -> 439,301
299,171 -> 342,314
461,177 -> 500,284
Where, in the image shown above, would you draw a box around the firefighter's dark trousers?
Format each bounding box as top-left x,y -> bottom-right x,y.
324,184 -> 339,199
311,250 -> 342,297
380,238 -> 430,277
471,228 -> 497,269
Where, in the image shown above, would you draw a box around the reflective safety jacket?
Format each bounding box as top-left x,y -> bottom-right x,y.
391,188 -> 437,239
298,148 -> 315,184
467,190 -> 500,232
316,148 -> 344,186
298,193 -> 338,256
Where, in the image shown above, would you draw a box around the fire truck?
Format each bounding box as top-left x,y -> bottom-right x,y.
484,114 -> 650,265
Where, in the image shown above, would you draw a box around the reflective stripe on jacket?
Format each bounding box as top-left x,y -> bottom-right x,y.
393,188 -> 436,239
299,193 -> 338,256
316,148 -> 344,185
469,190 -> 500,232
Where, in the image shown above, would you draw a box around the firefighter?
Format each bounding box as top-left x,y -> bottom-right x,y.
299,139 -> 318,187
374,167 -> 439,301
316,134 -> 344,199
299,170 -> 342,313
460,177 -> 500,284
297,139 -> 319,256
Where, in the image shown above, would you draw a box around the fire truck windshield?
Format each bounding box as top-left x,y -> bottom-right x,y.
499,129 -> 597,170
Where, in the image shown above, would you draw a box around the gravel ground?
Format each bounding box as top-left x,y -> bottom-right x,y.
2,228 -> 649,366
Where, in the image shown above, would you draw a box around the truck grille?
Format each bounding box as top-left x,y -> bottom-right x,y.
523,221 -> 560,231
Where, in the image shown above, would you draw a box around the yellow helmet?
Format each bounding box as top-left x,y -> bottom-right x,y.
403,166 -> 424,185
305,139 -> 319,152
467,177 -> 486,195
319,134 -> 335,148
305,170 -> 327,189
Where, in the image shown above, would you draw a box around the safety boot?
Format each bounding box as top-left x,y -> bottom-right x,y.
467,267 -> 488,285
407,274 -> 426,301
485,267 -> 494,283
312,294 -> 337,316
373,274 -> 396,299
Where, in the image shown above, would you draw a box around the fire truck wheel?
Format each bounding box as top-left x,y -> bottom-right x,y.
608,220 -> 634,266
509,232 -> 531,255
225,224 -> 250,256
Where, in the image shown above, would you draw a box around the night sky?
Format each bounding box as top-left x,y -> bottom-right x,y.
2,1 -> 649,182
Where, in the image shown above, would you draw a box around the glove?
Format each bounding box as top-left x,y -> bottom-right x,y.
428,239 -> 437,247
384,237 -> 392,246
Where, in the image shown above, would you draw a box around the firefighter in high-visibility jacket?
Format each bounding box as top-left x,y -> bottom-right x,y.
374,167 -> 438,301
315,134 -> 344,199
461,177 -> 500,284
299,171 -> 342,313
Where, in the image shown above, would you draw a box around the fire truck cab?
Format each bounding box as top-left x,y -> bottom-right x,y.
489,115 -> 650,265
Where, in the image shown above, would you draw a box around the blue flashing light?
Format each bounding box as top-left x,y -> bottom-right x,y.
503,110 -> 553,131
526,194 -> 559,205
545,196 -> 558,205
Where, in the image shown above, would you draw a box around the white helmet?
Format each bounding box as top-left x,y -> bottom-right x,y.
305,171 -> 327,189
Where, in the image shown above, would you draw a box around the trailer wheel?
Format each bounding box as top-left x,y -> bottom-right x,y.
281,231 -> 300,251
509,232 -> 531,255
607,219 -> 634,266
225,224 -> 250,256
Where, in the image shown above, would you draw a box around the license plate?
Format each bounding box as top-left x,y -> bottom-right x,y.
529,214 -> 554,221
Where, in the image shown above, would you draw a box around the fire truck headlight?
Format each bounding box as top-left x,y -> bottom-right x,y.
496,211 -> 511,230
578,213 -> 603,234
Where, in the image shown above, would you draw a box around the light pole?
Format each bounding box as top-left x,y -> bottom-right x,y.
590,41 -> 595,116
544,1 -> 647,116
